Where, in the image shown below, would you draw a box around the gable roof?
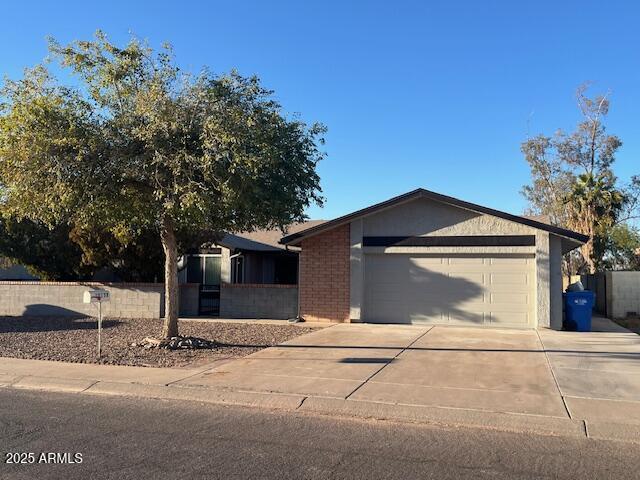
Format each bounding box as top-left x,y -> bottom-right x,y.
280,188 -> 589,245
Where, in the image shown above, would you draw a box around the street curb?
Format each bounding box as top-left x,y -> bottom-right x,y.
298,396 -> 588,438
0,373 -> 22,387
83,381 -> 306,410
10,375 -> 96,393
3,378 -> 640,444
586,420 -> 640,444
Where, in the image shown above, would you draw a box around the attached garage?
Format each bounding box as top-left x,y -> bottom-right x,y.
282,188 -> 588,329
363,254 -> 535,327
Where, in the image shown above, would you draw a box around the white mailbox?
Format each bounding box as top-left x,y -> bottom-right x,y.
84,289 -> 110,359
83,289 -> 110,304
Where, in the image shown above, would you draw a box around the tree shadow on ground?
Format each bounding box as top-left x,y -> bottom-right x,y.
0,305 -> 121,333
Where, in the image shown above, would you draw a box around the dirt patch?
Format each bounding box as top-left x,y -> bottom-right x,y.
614,317 -> 640,335
0,317 -> 320,368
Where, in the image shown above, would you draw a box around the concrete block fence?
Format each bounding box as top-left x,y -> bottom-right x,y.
0,281 -> 298,320
0,282 -> 165,319
605,271 -> 640,319
220,283 -> 298,319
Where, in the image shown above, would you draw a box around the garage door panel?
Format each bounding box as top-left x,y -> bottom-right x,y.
364,254 -> 535,327
407,284 -> 480,298
489,284 -> 531,295
407,275 -> 453,287
448,257 -> 485,265
411,257 -> 446,266
452,299 -> 490,309
448,312 -> 485,324
490,257 -> 531,266
410,312 -> 445,323
489,303 -> 532,312
490,273 -> 529,285
447,272 -> 485,283
488,311 -> 530,326
491,293 -> 530,304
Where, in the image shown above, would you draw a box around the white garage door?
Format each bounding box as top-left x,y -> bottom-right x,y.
363,254 -> 535,327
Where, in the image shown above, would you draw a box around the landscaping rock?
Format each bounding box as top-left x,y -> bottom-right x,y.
140,336 -> 218,350
0,317 -> 319,368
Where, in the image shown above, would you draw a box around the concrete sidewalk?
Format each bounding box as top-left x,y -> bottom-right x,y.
1,316 -> 639,443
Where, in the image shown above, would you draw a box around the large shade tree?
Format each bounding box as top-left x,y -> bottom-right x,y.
0,217 -> 89,280
0,32 -> 325,338
603,223 -> 640,270
0,216 -> 164,282
521,84 -> 639,274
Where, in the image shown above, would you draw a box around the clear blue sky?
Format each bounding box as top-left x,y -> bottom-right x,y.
2,1 -> 638,220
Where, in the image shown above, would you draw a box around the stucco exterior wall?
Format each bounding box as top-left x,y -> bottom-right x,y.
362,198 -> 537,236
220,283 -> 298,319
535,231 -> 551,329
221,247 -> 231,283
549,234 -> 563,329
350,219 -> 364,321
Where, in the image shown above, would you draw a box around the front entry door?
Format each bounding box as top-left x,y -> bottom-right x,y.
186,254 -> 222,316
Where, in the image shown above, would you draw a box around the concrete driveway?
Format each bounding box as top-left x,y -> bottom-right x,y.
177,317 -> 640,423
539,317 -> 640,424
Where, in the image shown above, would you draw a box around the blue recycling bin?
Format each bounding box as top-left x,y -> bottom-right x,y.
563,291 -> 595,332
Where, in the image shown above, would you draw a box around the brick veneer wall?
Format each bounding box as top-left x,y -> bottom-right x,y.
299,224 -> 350,322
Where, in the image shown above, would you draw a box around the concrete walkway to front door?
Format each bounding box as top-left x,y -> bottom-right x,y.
176,317 -> 640,425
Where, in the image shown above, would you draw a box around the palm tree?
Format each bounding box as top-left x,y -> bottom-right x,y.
566,172 -> 626,273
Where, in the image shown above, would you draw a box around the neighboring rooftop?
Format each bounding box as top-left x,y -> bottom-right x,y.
221,220 -> 326,252
0,262 -> 39,281
523,214 -> 553,225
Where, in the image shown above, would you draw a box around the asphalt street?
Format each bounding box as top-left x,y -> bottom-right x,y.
0,388 -> 637,480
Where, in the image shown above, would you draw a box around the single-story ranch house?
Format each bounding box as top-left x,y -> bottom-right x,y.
283,188 -> 588,329
0,188 -> 588,328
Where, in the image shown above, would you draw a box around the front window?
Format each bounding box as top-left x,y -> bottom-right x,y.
185,254 -> 222,286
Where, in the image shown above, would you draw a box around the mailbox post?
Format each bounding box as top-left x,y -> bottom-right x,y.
83,289 -> 110,358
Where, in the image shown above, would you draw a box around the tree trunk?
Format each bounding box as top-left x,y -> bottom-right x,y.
160,215 -> 179,339
580,240 -> 595,274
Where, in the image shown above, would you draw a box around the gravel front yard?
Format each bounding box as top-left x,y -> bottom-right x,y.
0,317 -> 320,368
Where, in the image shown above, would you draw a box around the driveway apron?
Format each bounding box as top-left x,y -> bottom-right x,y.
177,317 -> 640,423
